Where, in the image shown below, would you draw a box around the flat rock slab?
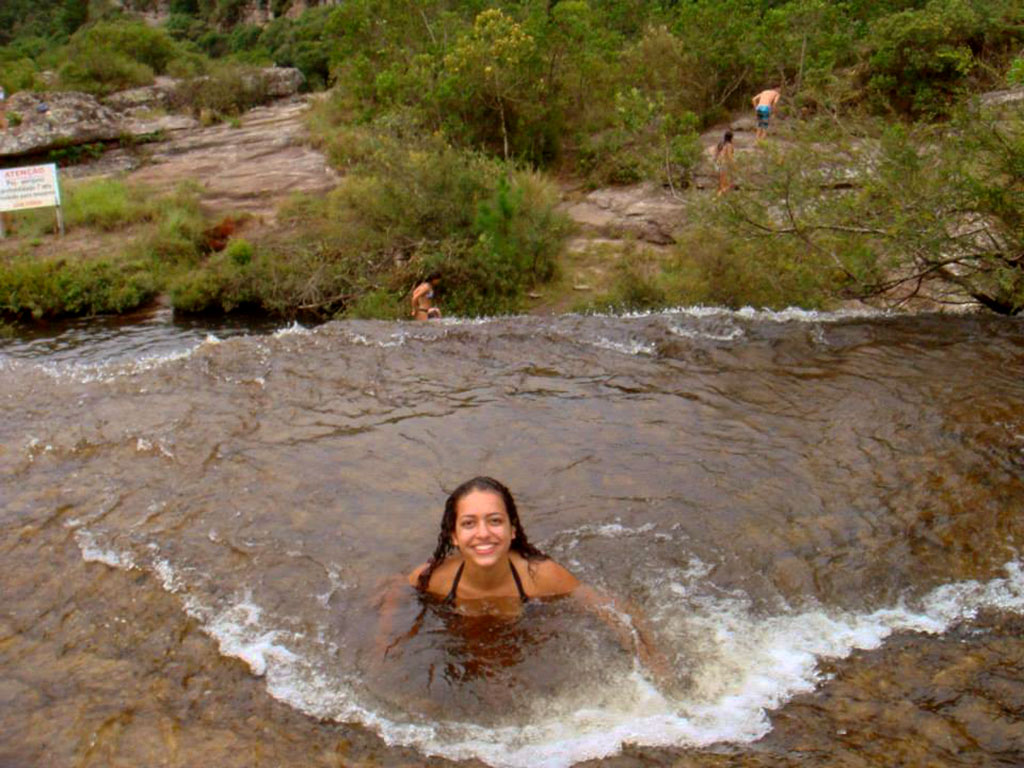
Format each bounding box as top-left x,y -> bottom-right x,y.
124,98 -> 340,220
562,182 -> 688,245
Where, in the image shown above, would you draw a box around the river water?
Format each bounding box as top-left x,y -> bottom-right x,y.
2,307 -> 1023,767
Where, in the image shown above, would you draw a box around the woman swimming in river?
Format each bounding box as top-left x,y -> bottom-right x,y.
375,477 -> 670,682
409,476 -> 579,603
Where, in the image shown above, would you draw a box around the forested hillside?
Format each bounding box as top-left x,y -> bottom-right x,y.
1,1 -> 1023,319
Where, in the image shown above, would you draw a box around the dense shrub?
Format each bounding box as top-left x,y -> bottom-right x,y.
0,256 -> 158,319
864,0 -> 1023,116
0,50 -> 40,94
59,51 -> 154,94
178,121 -> 569,319
56,20 -> 184,94
171,62 -> 269,117
67,19 -> 180,75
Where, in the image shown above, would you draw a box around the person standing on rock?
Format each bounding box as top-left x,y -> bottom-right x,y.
411,272 -> 442,321
751,88 -> 781,141
713,131 -> 735,197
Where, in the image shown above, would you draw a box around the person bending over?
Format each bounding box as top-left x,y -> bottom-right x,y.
751,87 -> 781,141
411,272 -> 442,321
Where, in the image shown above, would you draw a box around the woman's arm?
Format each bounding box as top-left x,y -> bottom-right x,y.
372,571 -> 431,666
570,584 -> 672,684
372,574 -> 412,662
410,284 -> 424,316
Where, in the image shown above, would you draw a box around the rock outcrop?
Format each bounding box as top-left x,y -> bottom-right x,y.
0,68 -> 304,160
101,81 -> 178,114
0,92 -> 125,158
978,87 -> 1024,107
118,98 -> 340,221
110,0 -> 342,25
562,184 -> 685,246
244,67 -> 305,99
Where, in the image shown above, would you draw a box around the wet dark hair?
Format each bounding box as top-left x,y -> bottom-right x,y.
426,271 -> 441,282
716,131 -> 734,153
416,476 -> 548,592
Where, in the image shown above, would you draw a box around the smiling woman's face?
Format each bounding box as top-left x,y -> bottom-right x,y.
451,489 -> 515,568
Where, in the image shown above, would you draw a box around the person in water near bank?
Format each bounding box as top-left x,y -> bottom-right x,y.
713,130 -> 735,197
751,87 -> 781,140
411,272 -> 442,321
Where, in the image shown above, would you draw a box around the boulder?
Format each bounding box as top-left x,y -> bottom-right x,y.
102,82 -> 178,114
243,67 -> 305,99
0,91 -> 124,158
562,183 -> 686,245
978,88 -> 1024,107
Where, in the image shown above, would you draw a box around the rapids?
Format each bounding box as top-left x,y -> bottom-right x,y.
2,307 -> 1023,767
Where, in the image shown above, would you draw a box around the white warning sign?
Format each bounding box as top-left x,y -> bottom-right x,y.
0,163 -> 62,212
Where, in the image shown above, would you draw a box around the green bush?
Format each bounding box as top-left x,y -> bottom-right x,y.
76,19 -> 180,73
271,122 -> 570,318
863,0 -> 1018,116
132,186 -> 206,267
344,287 -> 405,320
574,248 -> 672,314
1010,57 -> 1024,86
668,223 -> 842,310
0,53 -> 39,94
224,238 -> 253,266
169,251 -> 254,313
59,50 -> 154,94
0,256 -> 158,319
58,19 -> 182,95
171,62 -> 270,117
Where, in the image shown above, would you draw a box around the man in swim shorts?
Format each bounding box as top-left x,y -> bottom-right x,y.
751,88 -> 781,141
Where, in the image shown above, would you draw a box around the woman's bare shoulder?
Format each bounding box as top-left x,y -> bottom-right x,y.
523,556 -> 580,596
407,557 -> 461,594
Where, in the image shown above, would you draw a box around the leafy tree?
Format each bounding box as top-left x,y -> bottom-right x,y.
719,108 -> 1024,314
753,0 -> 855,103
665,0 -> 764,119
865,0 -> 982,116
59,0 -> 90,37
442,8 -> 541,160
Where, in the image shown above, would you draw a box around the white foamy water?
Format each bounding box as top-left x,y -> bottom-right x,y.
71,530 -> 1024,768
584,305 -> 894,324
34,341 -> 214,384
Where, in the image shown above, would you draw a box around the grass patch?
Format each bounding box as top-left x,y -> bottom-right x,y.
0,180 -> 209,320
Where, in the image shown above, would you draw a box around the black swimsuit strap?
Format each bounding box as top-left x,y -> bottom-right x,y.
508,560 -> 529,603
444,562 -> 465,604
444,560 -> 529,603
